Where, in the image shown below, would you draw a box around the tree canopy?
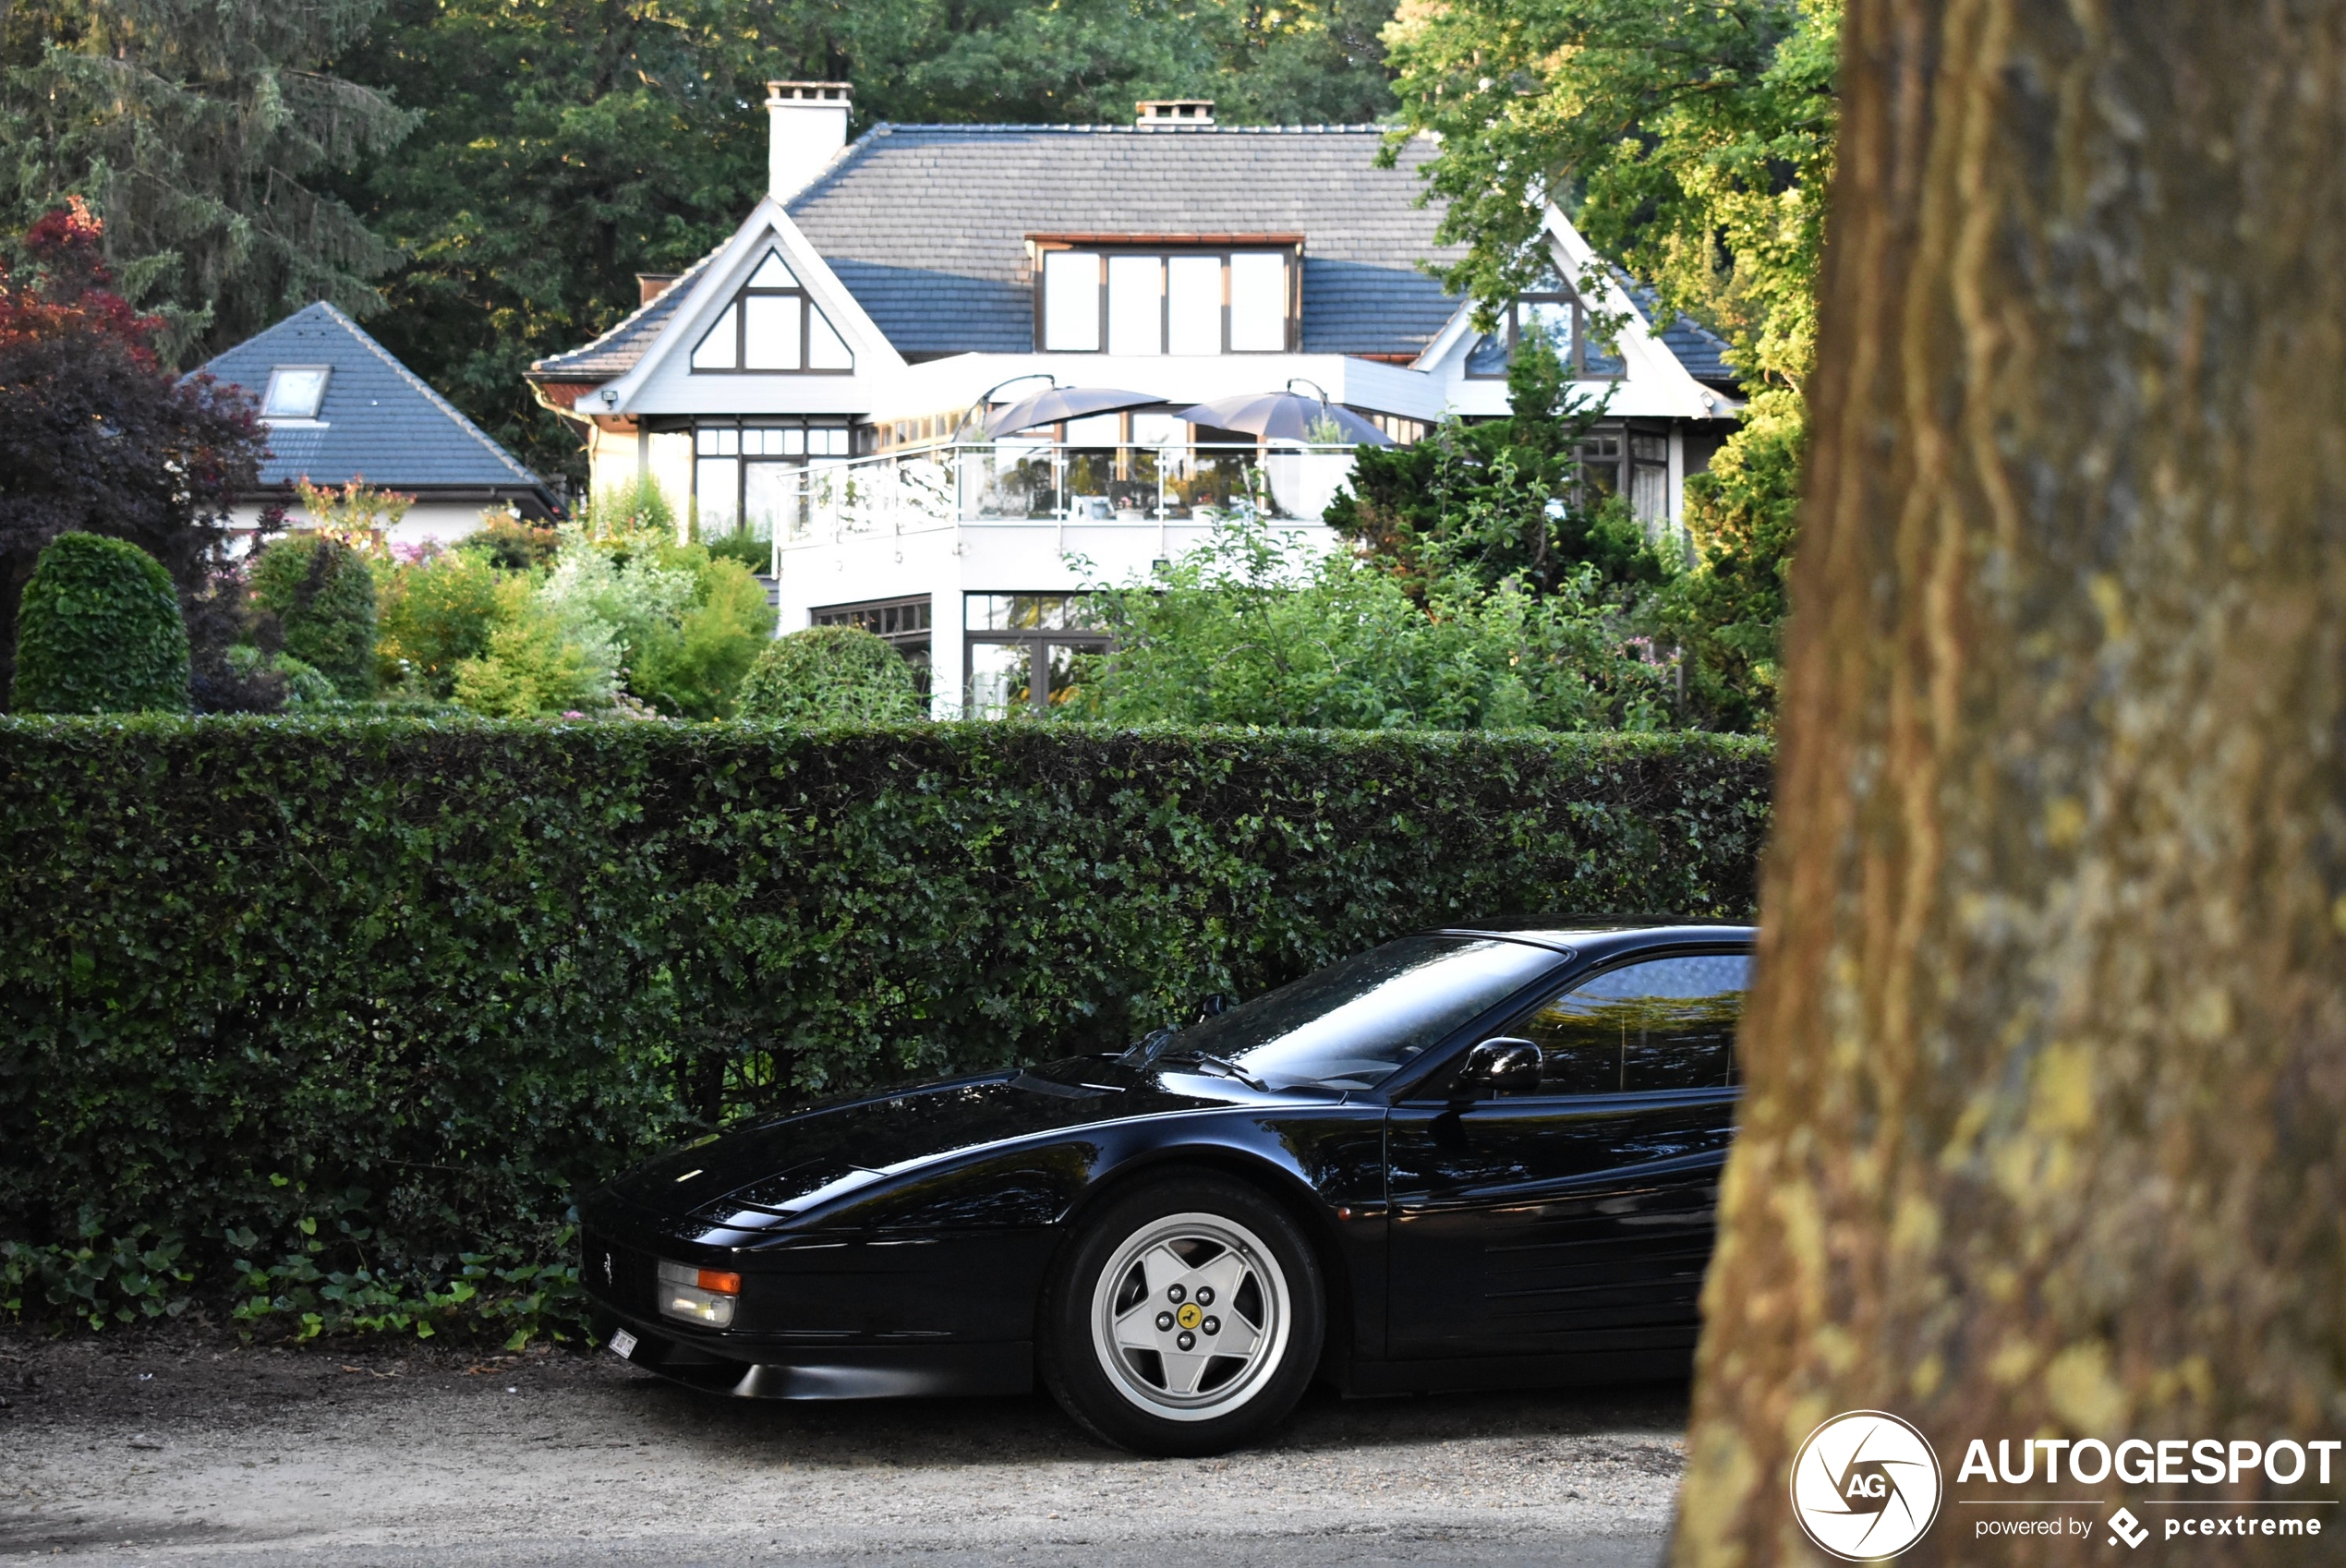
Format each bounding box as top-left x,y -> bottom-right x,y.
1385,0 -> 1840,731
0,200 -> 264,700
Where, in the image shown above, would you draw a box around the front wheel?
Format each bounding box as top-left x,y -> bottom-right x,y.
1040,1175 -> 1324,1455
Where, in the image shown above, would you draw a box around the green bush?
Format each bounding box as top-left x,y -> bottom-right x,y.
449,572 -> 621,717
626,554 -> 776,718
9,534 -> 190,714
737,625 -> 921,723
461,515 -> 561,571
377,548 -> 502,697
248,533 -> 379,698
224,645 -> 340,706
1066,514 -> 1675,730
701,531 -> 771,573
0,718 -> 1770,1334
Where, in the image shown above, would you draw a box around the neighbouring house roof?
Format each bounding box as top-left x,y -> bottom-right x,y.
200,302 -> 557,513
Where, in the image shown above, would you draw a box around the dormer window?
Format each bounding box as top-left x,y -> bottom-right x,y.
1035,239 -> 1300,355
261,366 -> 330,419
1465,268 -> 1624,380
690,249 -> 853,373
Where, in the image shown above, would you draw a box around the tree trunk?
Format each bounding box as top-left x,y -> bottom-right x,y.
1674,2 -> 2346,1563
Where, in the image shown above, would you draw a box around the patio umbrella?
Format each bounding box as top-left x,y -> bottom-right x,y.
1172,391 -> 1394,446
984,386 -> 1164,437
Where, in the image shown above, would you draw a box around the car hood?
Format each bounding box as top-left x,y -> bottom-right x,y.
604,1062 -> 1237,1219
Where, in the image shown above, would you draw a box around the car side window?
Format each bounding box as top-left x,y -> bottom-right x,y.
1501,952 -> 1752,1095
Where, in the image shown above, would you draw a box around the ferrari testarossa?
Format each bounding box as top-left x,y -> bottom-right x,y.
579,922 -> 1753,1454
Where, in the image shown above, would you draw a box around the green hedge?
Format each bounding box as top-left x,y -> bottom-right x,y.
0,718 -> 1771,1335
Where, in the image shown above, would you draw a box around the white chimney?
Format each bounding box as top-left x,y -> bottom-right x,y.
1135,99 -> 1215,127
768,81 -> 852,200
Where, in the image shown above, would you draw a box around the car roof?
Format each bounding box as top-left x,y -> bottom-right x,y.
1433,920 -> 1757,957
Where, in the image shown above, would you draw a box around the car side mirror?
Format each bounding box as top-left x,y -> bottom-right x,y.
1193,994 -> 1229,1025
1457,1038 -> 1542,1097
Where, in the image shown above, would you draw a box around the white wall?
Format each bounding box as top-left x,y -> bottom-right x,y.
773,512 -> 1343,718
220,500 -> 510,556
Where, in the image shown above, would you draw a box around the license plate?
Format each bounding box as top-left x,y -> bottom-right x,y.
608,1329 -> 638,1360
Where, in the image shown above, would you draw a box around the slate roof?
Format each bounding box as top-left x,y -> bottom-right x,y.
528,122 -> 1743,395
791,125 -> 1467,358
1624,284 -> 1737,388
200,303 -> 555,506
531,124 -> 1473,378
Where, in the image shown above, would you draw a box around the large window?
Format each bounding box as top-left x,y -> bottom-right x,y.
1573,424 -> 1673,527
693,421 -> 851,539
1465,268 -> 1624,380
1037,246 -> 1297,355
965,593 -> 1110,716
813,596 -> 932,694
691,250 -> 854,373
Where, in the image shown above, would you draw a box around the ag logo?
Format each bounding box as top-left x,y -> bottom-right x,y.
1789,1410 -> 1943,1561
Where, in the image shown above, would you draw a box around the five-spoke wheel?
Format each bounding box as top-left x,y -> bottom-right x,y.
1042,1175 -> 1323,1455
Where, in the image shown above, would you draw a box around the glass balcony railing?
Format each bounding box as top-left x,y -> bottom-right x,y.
761,440 -> 1362,548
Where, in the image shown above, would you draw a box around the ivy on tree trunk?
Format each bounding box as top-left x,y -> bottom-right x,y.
1677,1 -> 2346,1562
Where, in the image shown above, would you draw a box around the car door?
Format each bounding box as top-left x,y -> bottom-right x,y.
1384,948 -> 1749,1361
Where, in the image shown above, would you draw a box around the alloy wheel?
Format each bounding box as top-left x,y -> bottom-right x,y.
1088,1212 -> 1290,1421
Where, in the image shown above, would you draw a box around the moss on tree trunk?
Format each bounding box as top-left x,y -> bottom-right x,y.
1674,1 -> 2346,1562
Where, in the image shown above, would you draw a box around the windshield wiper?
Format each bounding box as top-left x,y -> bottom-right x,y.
1119,1025 -> 1181,1067
1162,1051 -> 1270,1092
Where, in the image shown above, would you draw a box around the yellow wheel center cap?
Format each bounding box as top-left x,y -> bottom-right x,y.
1176,1303 -> 1203,1330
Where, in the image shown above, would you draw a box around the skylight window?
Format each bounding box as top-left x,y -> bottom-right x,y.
690,248 -> 853,373
261,367 -> 330,419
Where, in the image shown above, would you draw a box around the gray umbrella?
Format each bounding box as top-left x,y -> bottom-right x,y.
984,386 -> 1165,437
1173,391 -> 1394,447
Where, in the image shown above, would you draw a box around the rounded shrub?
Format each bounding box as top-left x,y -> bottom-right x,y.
735,625 -> 922,724
10,532 -> 189,713
250,533 -> 379,698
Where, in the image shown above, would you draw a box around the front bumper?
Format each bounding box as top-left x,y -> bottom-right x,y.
591,1300 -> 1033,1400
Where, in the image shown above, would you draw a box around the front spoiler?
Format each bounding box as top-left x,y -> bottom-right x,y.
592,1305 -> 1033,1400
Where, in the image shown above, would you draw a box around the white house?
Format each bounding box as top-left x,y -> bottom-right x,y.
528,86 -> 1739,716
202,302 -> 558,549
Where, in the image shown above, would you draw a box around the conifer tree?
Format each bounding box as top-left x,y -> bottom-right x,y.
1,0 -> 415,356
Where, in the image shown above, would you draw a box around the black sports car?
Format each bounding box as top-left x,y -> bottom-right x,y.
579,922 -> 1753,1455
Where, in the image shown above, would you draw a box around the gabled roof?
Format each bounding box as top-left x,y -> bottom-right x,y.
790,125 -> 1467,358
532,124 -> 1471,379
529,246 -> 725,382
1625,285 -> 1736,387
200,303 -> 555,506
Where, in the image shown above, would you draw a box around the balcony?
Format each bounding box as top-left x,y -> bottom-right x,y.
752,440 -> 1363,550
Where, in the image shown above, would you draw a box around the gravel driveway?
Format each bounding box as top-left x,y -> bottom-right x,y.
0,1329 -> 1685,1566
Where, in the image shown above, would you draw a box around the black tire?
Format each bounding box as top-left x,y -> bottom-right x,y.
1039,1172 -> 1324,1456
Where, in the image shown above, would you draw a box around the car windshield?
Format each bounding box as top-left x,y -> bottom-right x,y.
1157,935 -> 1564,1092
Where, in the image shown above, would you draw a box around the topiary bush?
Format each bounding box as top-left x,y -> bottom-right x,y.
248,533 -> 379,698
9,533 -> 189,713
736,624 -> 921,723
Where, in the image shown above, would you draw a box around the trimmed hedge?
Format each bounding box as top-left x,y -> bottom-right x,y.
11,533 -> 190,714
0,718 -> 1770,1333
